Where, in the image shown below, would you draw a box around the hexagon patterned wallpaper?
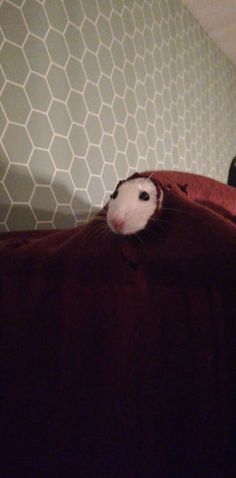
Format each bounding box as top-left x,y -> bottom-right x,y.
0,0 -> 236,231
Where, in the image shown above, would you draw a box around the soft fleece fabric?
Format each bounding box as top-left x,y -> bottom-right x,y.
1,171 -> 236,478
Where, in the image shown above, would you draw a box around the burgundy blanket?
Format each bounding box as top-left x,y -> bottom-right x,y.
1,171 -> 236,478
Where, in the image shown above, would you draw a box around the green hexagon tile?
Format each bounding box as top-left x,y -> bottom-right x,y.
0,0 -> 236,231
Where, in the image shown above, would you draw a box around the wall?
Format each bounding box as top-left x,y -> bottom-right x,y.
1,0 -> 236,231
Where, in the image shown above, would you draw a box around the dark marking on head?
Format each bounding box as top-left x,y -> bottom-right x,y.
177,183 -> 188,195
110,190 -> 119,200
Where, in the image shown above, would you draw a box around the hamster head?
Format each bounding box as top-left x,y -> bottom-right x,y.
107,177 -> 163,235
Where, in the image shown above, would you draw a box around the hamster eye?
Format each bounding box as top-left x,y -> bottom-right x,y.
110,190 -> 118,200
139,191 -> 150,201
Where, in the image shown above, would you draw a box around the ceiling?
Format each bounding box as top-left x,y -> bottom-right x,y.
183,0 -> 236,66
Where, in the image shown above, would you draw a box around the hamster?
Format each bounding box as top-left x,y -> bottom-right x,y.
107,177 -> 163,235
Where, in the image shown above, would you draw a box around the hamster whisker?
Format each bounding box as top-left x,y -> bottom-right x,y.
149,228 -> 164,238
97,230 -> 110,242
91,216 -> 108,224
147,218 -> 167,233
92,225 -> 111,243
92,221 -> 108,227
161,206 -> 197,219
149,218 -> 168,224
93,222 -> 108,232
148,215 -> 182,229
91,211 -> 107,219
143,171 -> 155,185
156,217 -> 192,234
140,224 -> 163,239
88,222 -> 107,235
135,233 -> 144,245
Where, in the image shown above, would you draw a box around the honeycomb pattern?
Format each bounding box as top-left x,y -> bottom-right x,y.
1,0 -> 236,231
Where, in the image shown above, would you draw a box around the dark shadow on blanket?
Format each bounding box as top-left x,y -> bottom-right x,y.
197,199 -> 236,223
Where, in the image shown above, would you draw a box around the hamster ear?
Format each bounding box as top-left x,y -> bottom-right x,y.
127,172 -> 140,181
115,179 -> 125,190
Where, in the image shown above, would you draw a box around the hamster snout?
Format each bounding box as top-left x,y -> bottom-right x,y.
110,216 -> 125,232
107,177 -> 162,235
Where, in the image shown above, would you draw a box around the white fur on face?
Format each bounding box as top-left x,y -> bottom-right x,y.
107,177 -> 161,235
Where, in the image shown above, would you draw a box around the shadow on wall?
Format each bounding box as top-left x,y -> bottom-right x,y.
0,163 -> 99,232
227,157 -> 236,187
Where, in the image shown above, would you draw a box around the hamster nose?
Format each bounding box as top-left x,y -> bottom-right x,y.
111,217 -> 125,231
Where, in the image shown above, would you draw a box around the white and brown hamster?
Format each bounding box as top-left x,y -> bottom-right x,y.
107,177 -> 163,235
